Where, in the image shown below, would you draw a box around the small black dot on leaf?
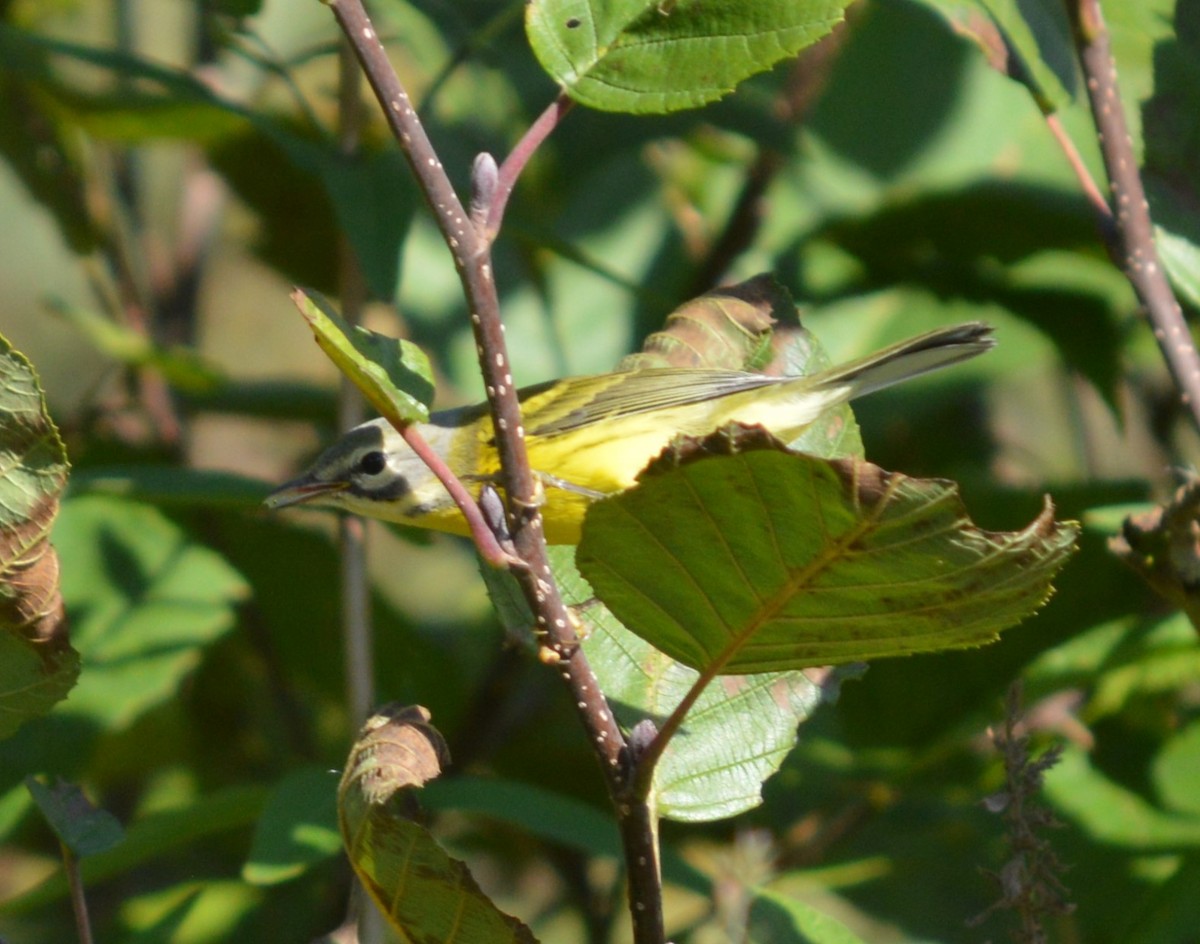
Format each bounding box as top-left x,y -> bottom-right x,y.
565,17 -> 581,28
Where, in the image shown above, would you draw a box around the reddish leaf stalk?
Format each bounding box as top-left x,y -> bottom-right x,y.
1068,0 -> 1200,429
485,93 -> 575,239
326,3 -> 662,940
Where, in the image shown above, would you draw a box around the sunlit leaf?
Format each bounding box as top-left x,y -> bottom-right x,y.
1045,746 -> 1200,849
554,547 -> 849,822
526,0 -> 851,114
747,888 -> 869,944
243,767 -> 341,885
52,495 -> 249,729
292,289 -> 433,428
0,785 -> 266,915
1154,719 -> 1200,817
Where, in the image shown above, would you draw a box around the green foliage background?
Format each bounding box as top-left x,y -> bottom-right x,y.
1,0 -> 1197,941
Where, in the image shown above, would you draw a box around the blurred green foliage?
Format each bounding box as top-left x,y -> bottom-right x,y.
1,0 -> 1198,942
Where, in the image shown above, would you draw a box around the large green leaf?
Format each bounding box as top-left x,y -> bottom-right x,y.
526,0 -> 851,114
52,495 -> 248,729
339,705 -> 538,943
0,334 -> 78,740
578,434 -> 1077,674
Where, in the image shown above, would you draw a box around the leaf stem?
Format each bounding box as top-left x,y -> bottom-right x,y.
63,843 -> 94,944
631,669 -> 714,802
1067,0 -> 1200,429
485,93 -> 575,239
326,4 -> 664,940
396,423 -> 519,568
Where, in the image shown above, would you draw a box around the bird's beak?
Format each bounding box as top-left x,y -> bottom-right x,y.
263,477 -> 347,511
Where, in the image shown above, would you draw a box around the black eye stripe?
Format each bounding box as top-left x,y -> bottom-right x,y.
359,451 -> 387,475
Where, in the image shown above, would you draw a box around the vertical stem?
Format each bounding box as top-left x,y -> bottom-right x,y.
334,31 -> 375,731
63,844 -> 94,944
336,30 -> 383,944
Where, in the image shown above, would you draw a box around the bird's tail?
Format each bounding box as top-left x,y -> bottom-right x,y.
810,321 -> 995,402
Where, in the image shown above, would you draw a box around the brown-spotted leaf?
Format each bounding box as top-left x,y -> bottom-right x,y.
338,705 -> 538,944
578,429 -> 1078,675
0,334 -> 78,739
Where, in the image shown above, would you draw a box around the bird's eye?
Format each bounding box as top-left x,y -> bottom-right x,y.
358,450 -> 387,476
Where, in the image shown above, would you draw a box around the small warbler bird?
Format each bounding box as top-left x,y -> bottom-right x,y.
265,322 -> 993,543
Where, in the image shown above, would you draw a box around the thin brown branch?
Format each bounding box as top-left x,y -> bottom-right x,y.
1068,0 -> 1200,430
326,4 -> 663,940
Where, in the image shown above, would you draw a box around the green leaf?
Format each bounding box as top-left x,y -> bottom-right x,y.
747,888 -> 868,944
243,767 -> 341,885
338,705 -> 539,943
1116,855 -> 1200,944
526,0 -> 851,114
31,783 -> 101,854
0,334 -> 78,740
120,881 -> 261,942
915,0 -> 1076,110
52,495 -> 249,729
25,777 -> 124,858
0,784 -> 267,915
1045,745 -> 1200,849
578,436 -> 1077,674
291,289 -> 433,428
46,298 -> 224,392
1154,719 -> 1200,817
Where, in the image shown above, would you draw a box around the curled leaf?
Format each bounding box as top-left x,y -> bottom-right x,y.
338,705 -> 537,943
0,334 -> 78,739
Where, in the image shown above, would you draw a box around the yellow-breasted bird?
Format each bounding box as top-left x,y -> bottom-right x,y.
265,322 -> 994,543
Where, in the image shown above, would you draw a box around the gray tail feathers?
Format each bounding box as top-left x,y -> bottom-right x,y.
815,322 -> 995,401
